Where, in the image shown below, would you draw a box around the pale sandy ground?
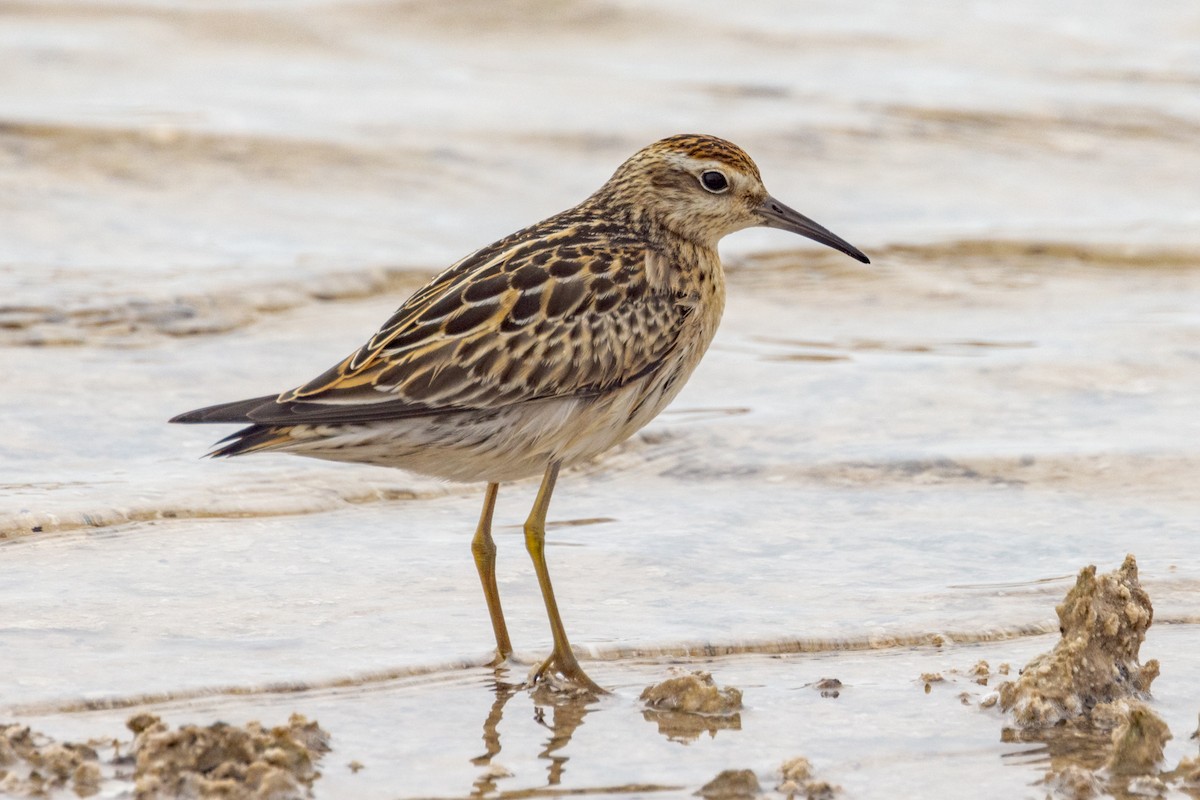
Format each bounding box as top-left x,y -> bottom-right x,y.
2,2 -> 1199,798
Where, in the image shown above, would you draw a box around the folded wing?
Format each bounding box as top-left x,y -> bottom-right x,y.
173,216 -> 690,427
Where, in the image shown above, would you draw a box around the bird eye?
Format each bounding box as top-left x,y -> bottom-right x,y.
699,170 -> 729,193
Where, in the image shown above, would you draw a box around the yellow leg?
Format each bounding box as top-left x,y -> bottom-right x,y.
471,482 -> 512,663
524,463 -> 605,693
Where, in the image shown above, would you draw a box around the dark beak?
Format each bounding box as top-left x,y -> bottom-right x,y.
757,195 -> 870,264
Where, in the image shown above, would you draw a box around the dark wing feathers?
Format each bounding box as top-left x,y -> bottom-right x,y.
170,394 -> 278,424
173,215 -> 690,427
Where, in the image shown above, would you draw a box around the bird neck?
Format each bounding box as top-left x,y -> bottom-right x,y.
582,188 -> 722,253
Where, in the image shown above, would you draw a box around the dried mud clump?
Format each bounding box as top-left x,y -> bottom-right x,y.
642,671 -> 743,714
777,756 -> 840,799
1103,701 -> 1172,776
999,554 -> 1158,727
1042,763 -> 1102,800
0,713 -> 331,799
695,768 -> 760,799
641,671 -> 743,743
0,722 -> 102,798
993,556 -> 1197,797
130,713 -> 330,800
1170,755 -> 1200,787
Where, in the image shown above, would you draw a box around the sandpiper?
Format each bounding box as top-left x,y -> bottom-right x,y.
172,134 -> 869,692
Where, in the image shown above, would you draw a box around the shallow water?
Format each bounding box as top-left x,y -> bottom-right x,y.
3,1 -> 1200,798
10,627 -> 1199,800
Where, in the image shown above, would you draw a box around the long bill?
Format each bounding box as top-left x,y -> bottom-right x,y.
757,195 -> 871,264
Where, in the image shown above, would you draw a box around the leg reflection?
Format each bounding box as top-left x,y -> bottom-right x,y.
470,667 -> 520,798
468,665 -> 601,794
531,682 -> 595,786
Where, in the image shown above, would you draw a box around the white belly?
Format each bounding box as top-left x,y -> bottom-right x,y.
275,330 -> 710,484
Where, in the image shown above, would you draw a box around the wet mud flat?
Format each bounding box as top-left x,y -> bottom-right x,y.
3,558 -> 1198,799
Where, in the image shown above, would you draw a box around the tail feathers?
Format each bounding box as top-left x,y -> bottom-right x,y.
207,424 -> 294,458
170,394 -> 278,424
173,394 -> 296,459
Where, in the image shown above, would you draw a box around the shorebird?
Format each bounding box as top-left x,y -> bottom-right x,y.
172,134 -> 869,692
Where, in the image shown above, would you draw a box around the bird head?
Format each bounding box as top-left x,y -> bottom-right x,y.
600,133 -> 869,263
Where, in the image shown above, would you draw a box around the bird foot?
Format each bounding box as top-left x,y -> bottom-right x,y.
528,652 -> 606,695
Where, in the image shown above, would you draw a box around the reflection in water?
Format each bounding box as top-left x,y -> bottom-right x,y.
1001,723 -> 1112,773
641,707 -> 742,744
1000,724 -> 1121,798
468,668 -> 600,796
470,669 -> 522,797
529,681 -> 596,787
